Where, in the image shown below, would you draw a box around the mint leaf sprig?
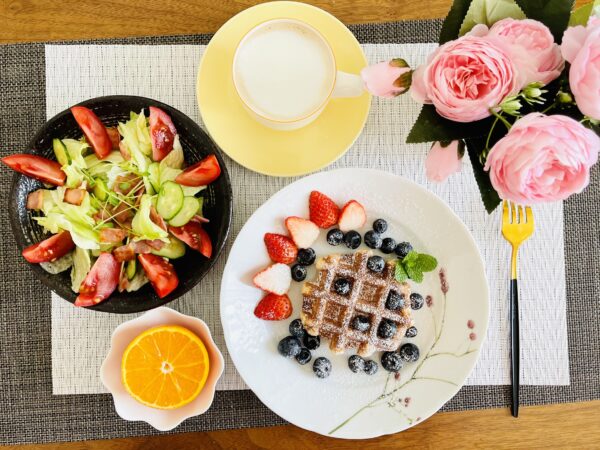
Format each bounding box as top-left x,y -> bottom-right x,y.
395,251 -> 438,283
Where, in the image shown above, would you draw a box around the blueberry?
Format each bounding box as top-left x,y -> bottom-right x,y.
291,264 -> 307,282
373,219 -> 388,234
395,241 -> 413,258
343,230 -> 361,249
410,293 -> 424,310
313,357 -> 332,379
327,229 -> 344,246
295,348 -> 312,365
364,360 -> 378,375
381,238 -> 397,254
405,326 -> 418,338
297,248 -> 316,265
385,290 -> 405,310
333,278 -> 351,295
377,319 -> 398,339
351,315 -> 371,332
303,334 -> 321,350
289,319 -> 305,339
367,255 -> 385,273
364,230 -> 382,249
348,355 -> 365,373
381,351 -> 403,372
399,343 -> 420,362
277,336 -> 302,358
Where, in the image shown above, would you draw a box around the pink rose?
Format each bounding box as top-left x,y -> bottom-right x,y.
562,17 -> 600,119
361,59 -> 412,98
425,141 -> 463,182
410,35 -> 518,122
488,18 -> 564,86
484,113 -> 599,204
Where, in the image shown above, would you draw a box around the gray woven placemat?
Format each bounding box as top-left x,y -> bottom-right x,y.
0,18 -> 598,445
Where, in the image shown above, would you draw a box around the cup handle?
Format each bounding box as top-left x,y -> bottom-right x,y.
331,71 -> 365,98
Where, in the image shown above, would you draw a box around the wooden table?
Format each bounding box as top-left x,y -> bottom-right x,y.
2,0 -> 598,448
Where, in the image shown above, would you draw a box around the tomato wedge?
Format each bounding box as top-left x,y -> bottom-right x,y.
149,106 -> 177,162
138,254 -> 179,298
2,154 -> 66,186
169,222 -> 212,258
175,154 -> 221,187
71,106 -> 112,159
22,231 -> 75,263
75,253 -> 120,307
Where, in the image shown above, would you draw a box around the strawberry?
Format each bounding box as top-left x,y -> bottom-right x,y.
309,191 -> 340,228
338,200 -> 367,232
254,293 -> 293,320
253,263 -> 291,295
285,217 -> 319,249
264,233 -> 298,264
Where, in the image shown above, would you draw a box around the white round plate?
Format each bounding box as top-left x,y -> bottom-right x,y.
220,168 -> 489,439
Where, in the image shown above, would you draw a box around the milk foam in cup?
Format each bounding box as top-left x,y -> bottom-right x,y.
233,19 -> 365,131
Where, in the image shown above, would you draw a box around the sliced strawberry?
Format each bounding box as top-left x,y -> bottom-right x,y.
338,200 -> 367,232
253,263 -> 291,295
309,191 -> 339,228
285,217 -> 319,249
264,233 -> 297,264
254,293 -> 293,320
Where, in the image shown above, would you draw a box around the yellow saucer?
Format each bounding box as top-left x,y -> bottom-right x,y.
196,1 -> 371,177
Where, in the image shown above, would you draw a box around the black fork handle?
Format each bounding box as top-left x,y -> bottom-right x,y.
510,278 -> 519,417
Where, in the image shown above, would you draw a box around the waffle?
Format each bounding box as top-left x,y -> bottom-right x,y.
301,251 -> 412,357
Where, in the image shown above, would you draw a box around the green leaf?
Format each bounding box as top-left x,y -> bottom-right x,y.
440,0 -> 475,43
569,0 -> 599,26
416,254 -> 439,272
406,105 -> 494,144
459,0 -> 525,36
395,262 -> 409,283
406,265 -> 424,283
465,137 -> 502,213
514,0 -> 575,43
402,251 -> 419,266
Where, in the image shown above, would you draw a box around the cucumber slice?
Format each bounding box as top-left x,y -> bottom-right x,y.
93,178 -> 108,201
126,259 -> 137,280
53,139 -> 69,166
168,197 -> 200,227
157,181 -> 184,220
151,236 -> 186,259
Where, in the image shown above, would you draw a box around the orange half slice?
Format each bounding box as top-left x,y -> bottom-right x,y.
121,325 -> 210,410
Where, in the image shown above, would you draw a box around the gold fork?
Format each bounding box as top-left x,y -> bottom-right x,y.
501,200 -> 534,418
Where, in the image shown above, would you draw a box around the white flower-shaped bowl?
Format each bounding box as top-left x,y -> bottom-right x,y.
100,307 -> 224,431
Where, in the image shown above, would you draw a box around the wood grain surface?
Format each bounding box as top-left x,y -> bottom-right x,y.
2,0 -> 597,448
5,400 -> 600,449
0,0 -> 592,43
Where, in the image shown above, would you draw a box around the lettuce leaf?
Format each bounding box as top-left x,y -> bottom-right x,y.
62,164 -> 85,189
126,269 -> 149,292
35,213 -> 100,249
62,138 -> 89,169
131,194 -> 168,241
118,111 -> 152,173
70,247 -> 91,293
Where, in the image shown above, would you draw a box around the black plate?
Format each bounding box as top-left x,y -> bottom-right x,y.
9,95 -> 233,313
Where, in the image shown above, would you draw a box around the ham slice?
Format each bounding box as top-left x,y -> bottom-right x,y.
63,188 -> 86,206
26,189 -> 45,210
99,228 -> 127,244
